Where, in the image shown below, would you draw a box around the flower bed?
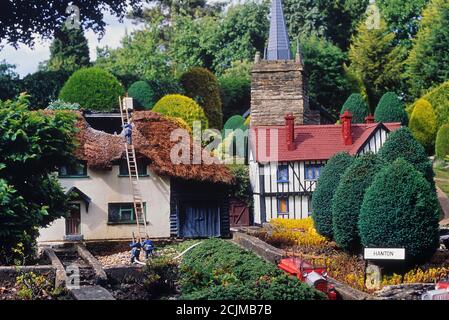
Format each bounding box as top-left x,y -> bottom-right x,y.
254,219 -> 449,293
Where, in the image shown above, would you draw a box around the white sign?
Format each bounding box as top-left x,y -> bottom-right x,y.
364,248 -> 405,260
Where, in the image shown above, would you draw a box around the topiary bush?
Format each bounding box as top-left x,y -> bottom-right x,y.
127,80 -> 154,110
409,99 -> 437,155
332,153 -> 386,252
378,127 -> 434,186
180,67 -> 223,129
152,94 -> 209,130
219,76 -> 250,122
436,124 -> 449,159
374,92 -> 408,125
340,93 -> 370,123
179,239 -> 326,300
223,115 -> 246,132
421,81 -> 449,129
312,152 -> 354,239
359,158 -> 440,264
59,67 -> 125,111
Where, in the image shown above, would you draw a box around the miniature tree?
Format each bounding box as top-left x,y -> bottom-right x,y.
340,93 -> 370,123
374,92 -> 408,125
359,158 -> 440,263
312,152 -> 354,239
435,124 -> 449,159
409,99 -> 437,155
332,153 -> 385,252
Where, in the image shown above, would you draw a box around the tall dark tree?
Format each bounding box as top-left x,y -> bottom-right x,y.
45,26 -> 91,73
0,60 -> 22,101
0,1 -> 143,47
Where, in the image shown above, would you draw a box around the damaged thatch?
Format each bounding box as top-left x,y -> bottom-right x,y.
73,111 -> 234,184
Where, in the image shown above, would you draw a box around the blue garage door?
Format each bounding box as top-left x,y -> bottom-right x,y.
179,205 -> 221,238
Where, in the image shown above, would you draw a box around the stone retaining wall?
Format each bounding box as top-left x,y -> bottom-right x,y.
0,265 -> 55,284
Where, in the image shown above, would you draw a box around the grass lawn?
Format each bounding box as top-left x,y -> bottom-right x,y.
435,168 -> 449,196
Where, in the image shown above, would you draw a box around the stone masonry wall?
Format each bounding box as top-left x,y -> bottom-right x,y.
251,60 -> 318,126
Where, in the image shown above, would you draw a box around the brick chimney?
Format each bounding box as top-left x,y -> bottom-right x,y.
340,110 -> 353,145
285,114 -> 295,151
365,114 -> 375,124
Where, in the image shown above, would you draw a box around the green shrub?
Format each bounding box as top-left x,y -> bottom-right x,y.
340,93 -> 370,123
59,67 -> 125,111
219,76 -> 250,121
312,152 -> 354,239
180,239 -> 325,300
374,92 -> 408,125
332,153 -> 386,252
22,70 -> 70,109
409,99 -> 437,155
180,67 -> 223,129
421,81 -> 449,129
359,158 -> 440,264
143,256 -> 178,297
228,164 -> 252,207
127,80 -> 154,110
436,124 -> 449,159
153,94 -> 209,130
378,127 -> 434,185
223,115 -> 246,132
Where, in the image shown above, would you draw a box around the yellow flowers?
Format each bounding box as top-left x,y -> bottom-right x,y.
382,267 -> 449,286
267,218 -> 328,248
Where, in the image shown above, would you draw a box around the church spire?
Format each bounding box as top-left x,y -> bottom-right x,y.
266,0 -> 291,60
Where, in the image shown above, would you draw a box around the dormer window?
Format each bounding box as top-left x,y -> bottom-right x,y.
59,161 -> 88,178
277,165 -> 289,183
119,159 -> 148,177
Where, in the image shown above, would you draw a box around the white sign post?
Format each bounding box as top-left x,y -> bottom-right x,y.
364,248 -> 405,260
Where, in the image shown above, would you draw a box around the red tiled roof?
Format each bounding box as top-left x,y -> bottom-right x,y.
251,122 -> 401,162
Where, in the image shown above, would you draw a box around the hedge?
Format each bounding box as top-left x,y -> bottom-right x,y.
219,76 -> 251,122
152,94 -> 209,130
374,92 -> 408,125
435,124 -> 449,159
179,239 -> 326,300
340,93 -> 369,123
409,99 -> 437,155
359,158 -> 440,264
59,67 -> 125,111
180,67 -> 223,129
378,127 -> 434,186
127,80 -> 154,110
312,152 -> 354,239
332,153 -> 385,252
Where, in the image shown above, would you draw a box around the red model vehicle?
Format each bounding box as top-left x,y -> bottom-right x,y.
436,278 -> 449,290
278,257 -> 337,300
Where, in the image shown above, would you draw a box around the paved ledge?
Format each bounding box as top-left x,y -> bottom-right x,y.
42,248 -> 67,288
70,285 -> 115,300
75,243 -> 108,285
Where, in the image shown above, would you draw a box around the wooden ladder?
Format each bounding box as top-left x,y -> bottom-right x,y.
119,97 -> 148,243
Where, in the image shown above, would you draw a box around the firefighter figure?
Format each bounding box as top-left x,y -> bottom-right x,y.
142,238 -> 154,259
129,241 -> 141,263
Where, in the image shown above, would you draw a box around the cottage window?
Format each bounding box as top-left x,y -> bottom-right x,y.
305,163 -> 323,181
59,161 -> 88,177
119,159 -> 148,177
108,203 -> 147,224
277,197 -> 289,214
277,165 -> 289,182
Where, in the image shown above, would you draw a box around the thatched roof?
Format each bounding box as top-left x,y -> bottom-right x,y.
73,111 -> 234,184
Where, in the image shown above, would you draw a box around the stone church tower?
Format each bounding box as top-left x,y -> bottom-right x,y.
250,0 -> 320,126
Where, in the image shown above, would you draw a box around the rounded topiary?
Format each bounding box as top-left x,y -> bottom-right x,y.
422,81 -> 449,128
378,127 -> 434,185
312,152 -> 354,239
180,67 -> 223,129
332,153 -> 386,252
435,124 -> 449,159
128,80 -> 154,110
59,67 -> 125,111
374,92 -> 408,125
152,94 -> 209,130
340,93 -> 370,123
359,158 -> 440,263
409,99 -> 437,155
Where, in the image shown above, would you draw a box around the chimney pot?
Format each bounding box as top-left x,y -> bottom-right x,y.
365,114 -> 375,124
285,114 -> 295,151
340,111 -> 353,145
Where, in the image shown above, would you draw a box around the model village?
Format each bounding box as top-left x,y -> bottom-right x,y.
1,0 -> 449,301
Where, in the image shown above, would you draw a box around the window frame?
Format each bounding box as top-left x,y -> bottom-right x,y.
58,161 -> 88,178
304,163 -> 323,181
277,197 -> 289,215
108,202 -> 147,225
276,164 -> 289,183
118,159 -> 149,177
